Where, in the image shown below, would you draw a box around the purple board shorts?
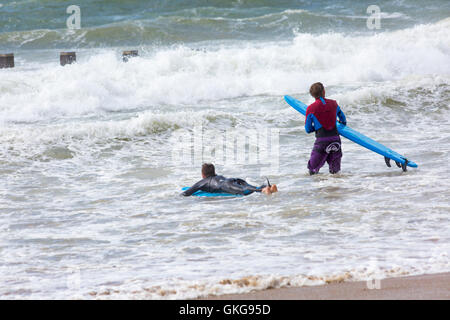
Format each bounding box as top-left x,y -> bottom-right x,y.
308,136 -> 342,174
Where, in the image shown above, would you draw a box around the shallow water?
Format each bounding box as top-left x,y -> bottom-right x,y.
0,0 -> 449,299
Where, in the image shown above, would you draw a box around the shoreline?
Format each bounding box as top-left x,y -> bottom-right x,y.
200,272 -> 450,300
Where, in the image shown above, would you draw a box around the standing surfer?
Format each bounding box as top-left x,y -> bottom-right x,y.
305,82 -> 347,175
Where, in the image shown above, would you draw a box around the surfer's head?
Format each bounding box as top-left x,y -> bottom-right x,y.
202,163 -> 216,178
310,82 -> 325,99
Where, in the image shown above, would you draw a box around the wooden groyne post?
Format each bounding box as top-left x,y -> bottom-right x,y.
123,50 -> 138,62
60,52 -> 76,66
0,53 -> 14,69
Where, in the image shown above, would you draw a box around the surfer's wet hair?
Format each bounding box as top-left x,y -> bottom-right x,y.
310,82 -> 325,99
202,163 -> 216,178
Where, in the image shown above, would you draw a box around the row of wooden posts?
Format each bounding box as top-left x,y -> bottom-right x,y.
0,50 -> 139,68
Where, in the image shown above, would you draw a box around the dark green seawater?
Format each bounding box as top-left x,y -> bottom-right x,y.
1,0 -> 450,48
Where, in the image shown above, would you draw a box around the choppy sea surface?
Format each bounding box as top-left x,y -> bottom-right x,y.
0,0 -> 449,299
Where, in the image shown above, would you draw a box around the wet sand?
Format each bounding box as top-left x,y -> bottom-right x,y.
202,273 -> 450,300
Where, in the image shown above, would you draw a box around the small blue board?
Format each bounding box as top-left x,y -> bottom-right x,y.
181,187 -> 243,197
284,95 -> 418,170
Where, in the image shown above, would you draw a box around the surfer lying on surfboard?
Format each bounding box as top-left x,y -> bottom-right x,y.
181,163 -> 278,196
305,82 -> 347,175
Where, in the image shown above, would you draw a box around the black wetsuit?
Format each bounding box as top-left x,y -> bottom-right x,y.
181,175 -> 266,196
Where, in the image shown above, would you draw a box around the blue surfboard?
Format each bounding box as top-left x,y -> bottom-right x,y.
284,95 -> 418,171
181,187 -> 243,197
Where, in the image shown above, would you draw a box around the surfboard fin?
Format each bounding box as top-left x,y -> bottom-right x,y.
386,156 -> 408,171
384,157 -> 391,167
401,159 -> 408,172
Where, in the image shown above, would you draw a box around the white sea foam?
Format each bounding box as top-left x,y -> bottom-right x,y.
1,18 -> 449,123
0,109 -> 234,151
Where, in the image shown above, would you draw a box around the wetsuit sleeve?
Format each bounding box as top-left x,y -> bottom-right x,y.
337,106 -> 347,125
181,180 -> 205,196
305,113 -> 315,134
305,106 -> 314,134
305,114 -> 322,133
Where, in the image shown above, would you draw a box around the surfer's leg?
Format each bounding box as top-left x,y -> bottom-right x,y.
327,140 -> 342,174
220,178 -> 255,195
327,151 -> 342,174
307,142 -> 328,175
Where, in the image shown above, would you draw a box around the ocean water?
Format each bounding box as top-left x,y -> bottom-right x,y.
0,0 -> 449,299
